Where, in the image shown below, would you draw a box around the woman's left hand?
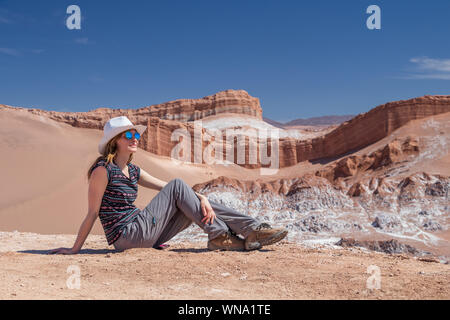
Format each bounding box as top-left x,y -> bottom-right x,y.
200,196 -> 216,225
48,247 -> 79,255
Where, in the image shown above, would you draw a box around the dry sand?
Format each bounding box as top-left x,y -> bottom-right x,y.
0,231 -> 448,300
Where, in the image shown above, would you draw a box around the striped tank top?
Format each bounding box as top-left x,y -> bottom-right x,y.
91,159 -> 141,245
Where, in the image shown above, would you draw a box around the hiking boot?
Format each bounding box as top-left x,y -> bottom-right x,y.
207,231 -> 245,251
245,223 -> 288,251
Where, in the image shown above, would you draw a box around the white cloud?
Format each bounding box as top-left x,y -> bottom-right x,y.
0,8 -> 12,24
404,57 -> 450,80
0,16 -> 11,24
0,47 -> 21,56
400,73 -> 450,80
410,57 -> 450,72
74,37 -> 93,45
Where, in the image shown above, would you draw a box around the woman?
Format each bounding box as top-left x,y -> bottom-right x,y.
49,116 -> 288,254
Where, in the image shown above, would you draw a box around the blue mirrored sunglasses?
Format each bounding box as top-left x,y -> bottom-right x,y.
124,131 -> 141,140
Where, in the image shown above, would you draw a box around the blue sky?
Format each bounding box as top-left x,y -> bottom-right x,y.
0,0 -> 449,122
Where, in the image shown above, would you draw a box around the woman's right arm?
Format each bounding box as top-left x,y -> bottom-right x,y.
49,166 -> 108,254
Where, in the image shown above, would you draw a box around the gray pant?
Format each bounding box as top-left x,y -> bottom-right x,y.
113,178 -> 260,251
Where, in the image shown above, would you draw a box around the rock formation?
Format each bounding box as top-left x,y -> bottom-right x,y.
1,91 -> 449,168
1,89 -> 262,127
335,238 -> 427,256
188,125 -> 450,259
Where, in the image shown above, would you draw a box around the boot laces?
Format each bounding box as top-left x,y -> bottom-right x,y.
255,223 -> 272,231
224,229 -> 238,239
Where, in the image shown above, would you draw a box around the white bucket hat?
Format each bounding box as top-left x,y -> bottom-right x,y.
98,116 -> 147,154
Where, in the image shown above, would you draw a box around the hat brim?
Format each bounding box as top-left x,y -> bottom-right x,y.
98,124 -> 147,155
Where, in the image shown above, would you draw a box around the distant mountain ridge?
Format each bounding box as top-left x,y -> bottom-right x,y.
263,115 -> 356,128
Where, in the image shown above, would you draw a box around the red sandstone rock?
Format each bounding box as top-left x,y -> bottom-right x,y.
1,92 -> 449,169
315,136 -> 421,183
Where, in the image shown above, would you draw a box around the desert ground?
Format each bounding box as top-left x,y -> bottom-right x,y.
0,231 -> 448,300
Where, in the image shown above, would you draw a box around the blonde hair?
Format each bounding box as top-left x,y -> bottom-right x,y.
87,131 -> 133,181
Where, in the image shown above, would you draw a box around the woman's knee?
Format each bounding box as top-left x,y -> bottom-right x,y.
170,177 -> 187,188
172,177 -> 185,183
165,178 -> 189,199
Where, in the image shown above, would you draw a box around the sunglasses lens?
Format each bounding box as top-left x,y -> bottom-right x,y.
124,131 -> 140,140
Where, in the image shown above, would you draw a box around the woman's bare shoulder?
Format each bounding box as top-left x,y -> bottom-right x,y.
91,161 -> 110,182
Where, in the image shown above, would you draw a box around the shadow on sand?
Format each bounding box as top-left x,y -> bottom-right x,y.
170,248 -> 273,253
18,248 -> 119,255
17,246 -> 274,255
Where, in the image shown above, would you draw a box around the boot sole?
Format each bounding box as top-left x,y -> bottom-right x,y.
207,242 -> 245,251
245,229 -> 288,251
